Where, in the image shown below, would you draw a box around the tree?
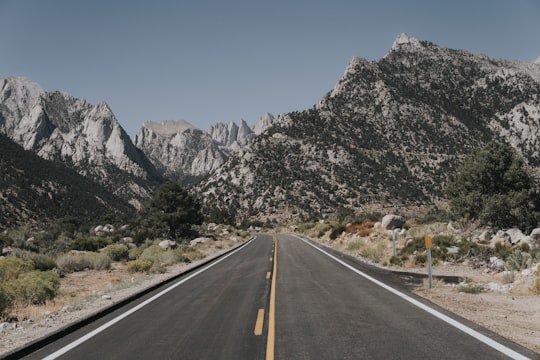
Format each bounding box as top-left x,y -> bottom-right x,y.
147,182 -> 203,239
445,141 -> 539,231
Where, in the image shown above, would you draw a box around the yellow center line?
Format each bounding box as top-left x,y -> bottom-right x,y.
266,271 -> 271,280
254,309 -> 265,336
266,236 -> 277,360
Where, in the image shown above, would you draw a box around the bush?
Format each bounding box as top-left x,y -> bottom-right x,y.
12,249 -> 56,271
0,257 -> 34,281
0,285 -> 12,314
71,237 -> 111,252
457,284 -> 485,294
506,250 -> 532,271
128,247 -> 142,260
102,244 -> 129,262
56,252 -> 111,272
5,270 -> 60,305
126,259 -> 153,273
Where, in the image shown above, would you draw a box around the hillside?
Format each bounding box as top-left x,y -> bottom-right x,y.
197,34 -> 540,223
0,134 -> 135,229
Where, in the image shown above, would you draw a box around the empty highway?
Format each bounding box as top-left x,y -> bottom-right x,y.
14,234 -> 537,360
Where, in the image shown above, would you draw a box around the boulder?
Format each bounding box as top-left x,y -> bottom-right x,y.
506,228 -> 529,246
529,228 -> 540,250
381,215 -> 405,230
120,237 -> 134,244
190,237 -> 212,245
490,230 -> 511,247
158,240 -> 177,250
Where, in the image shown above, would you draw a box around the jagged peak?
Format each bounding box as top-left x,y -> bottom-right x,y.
383,33 -> 425,58
142,119 -> 196,136
1,76 -> 45,102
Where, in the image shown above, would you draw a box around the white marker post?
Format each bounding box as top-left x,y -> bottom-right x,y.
425,235 -> 433,288
392,229 -> 397,257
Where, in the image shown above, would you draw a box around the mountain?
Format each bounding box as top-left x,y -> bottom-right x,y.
135,114 -> 276,183
0,77 -> 161,208
0,134 -> 134,229
135,120 -> 228,184
197,33 -> 540,223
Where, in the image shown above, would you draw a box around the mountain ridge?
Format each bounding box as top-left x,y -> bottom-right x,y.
196,34 -> 540,224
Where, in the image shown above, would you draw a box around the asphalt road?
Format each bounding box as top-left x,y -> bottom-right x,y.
14,234 -> 537,360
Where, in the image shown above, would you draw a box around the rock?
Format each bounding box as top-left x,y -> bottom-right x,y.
447,246 -> 459,255
489,256 -> 505,271
158,240 -> 177,250
190,237 -> 212,245
120,237 -> 134,244
506,228 -> 529,246
490,231 -> 511,248
381,214 -> 405,230
2,246 -> 13,255
478,230 -> 493,242
485,282 -> 512,292
529,228 -> 540,250
101,295 -> 112,300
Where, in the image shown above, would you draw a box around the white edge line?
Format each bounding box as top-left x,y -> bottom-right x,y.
43,237 -> 257,360
292,234 -> 531,360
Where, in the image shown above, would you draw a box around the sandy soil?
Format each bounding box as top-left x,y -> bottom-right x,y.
1,234 -> 539,357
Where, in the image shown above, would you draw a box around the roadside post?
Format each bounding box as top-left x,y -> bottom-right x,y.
425,235 -> 433,288
392,229 -> 397,257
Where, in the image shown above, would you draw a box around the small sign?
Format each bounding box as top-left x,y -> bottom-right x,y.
425,235 -> 433,249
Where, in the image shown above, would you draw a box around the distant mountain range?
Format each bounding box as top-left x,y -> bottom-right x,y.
1,33 -> 540,227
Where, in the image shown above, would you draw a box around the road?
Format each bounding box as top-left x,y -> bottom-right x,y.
14,234 -> 537,360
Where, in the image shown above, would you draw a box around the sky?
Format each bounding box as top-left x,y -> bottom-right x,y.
1,0 -> 539,138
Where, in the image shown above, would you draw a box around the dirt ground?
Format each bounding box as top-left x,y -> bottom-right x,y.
1,234 -> 539,357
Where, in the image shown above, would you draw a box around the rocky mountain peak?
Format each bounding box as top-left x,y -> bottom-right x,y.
253,113 -> 276,135
389,33 -> 424,53
141,119 -> 196,137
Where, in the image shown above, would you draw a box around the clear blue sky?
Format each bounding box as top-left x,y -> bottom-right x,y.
1,0 -> 539,138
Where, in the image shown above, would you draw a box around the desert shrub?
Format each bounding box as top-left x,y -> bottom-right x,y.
360,243 -> 384,263
181,246 -> 204,262
415,254 -> 427,265
139,245 -> 164,263
71,237 -> 111,252
102,244 -> 129,262
5,270 -> 60,305
12,249 -> 56,271
346,241 -> 364,252
389,255 -> 403,266
457,284 -> 485,294
128,247 -> 142,260
56,252 -> 111,272
0,285 -> 12,314
297,222 -> 316,233
126,259 -> 153,273
329,224 -> 346,240
506,249 -> 532,271
493,242 -> 512,260
0,257 -> 34,281
399,237 -> 425,256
